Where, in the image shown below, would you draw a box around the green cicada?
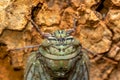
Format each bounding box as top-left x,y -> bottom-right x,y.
24,18 -> 89,80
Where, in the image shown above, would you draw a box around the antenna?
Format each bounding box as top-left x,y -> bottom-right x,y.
26,16 -> 51,38
10,45 -> 41,51
67,18 -> 77,34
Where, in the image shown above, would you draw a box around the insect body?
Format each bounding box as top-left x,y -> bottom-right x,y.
24,29 -> 89,80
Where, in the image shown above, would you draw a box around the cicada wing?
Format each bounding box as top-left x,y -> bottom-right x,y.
24,52 -> 39,80
24,52 -> 51,80
68,50 -> 89,80
80,50 -> 90,80
81,59 -> 89,80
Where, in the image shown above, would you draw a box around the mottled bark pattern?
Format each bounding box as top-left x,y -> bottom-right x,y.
0,0 -> 120,80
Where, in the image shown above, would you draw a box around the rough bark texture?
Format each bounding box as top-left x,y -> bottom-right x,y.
0,0 -> 120,80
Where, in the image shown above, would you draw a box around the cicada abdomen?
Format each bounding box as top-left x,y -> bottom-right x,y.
24,30 -> 89,80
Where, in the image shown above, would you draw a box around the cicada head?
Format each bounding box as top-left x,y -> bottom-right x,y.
52,30 -> 69,38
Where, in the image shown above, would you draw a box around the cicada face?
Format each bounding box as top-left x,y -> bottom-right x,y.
24,30 -> 89,80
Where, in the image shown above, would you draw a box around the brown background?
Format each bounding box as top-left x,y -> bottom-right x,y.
0,0 -> 120,80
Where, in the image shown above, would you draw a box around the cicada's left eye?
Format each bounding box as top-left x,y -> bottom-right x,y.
48,37 -> 57,44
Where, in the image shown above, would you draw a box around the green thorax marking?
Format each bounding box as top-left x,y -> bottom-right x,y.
53,30 -> 68,38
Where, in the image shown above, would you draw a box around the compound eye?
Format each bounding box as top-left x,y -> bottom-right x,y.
49,38 -> 57,41
66,36 -> 73,40
66,36 -> 74,43
66,38 -> 73,40
48,37 -> 57,44
48,37 -> 56,40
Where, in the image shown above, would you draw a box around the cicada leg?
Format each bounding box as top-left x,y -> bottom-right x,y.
24,52 -> 51,80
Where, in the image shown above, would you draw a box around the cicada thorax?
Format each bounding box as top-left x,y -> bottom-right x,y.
37,30 -> 83,78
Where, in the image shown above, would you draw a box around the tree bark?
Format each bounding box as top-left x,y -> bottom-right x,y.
0,0 -> 120,80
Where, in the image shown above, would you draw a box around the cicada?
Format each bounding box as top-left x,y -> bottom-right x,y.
24,17 -> 89,80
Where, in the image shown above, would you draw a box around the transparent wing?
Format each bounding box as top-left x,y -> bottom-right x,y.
24,52 -> 51,80
80,52 -> 89,80
24,52 -> 40,80
68,50 -> 89,80
24,52 -> 43,80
